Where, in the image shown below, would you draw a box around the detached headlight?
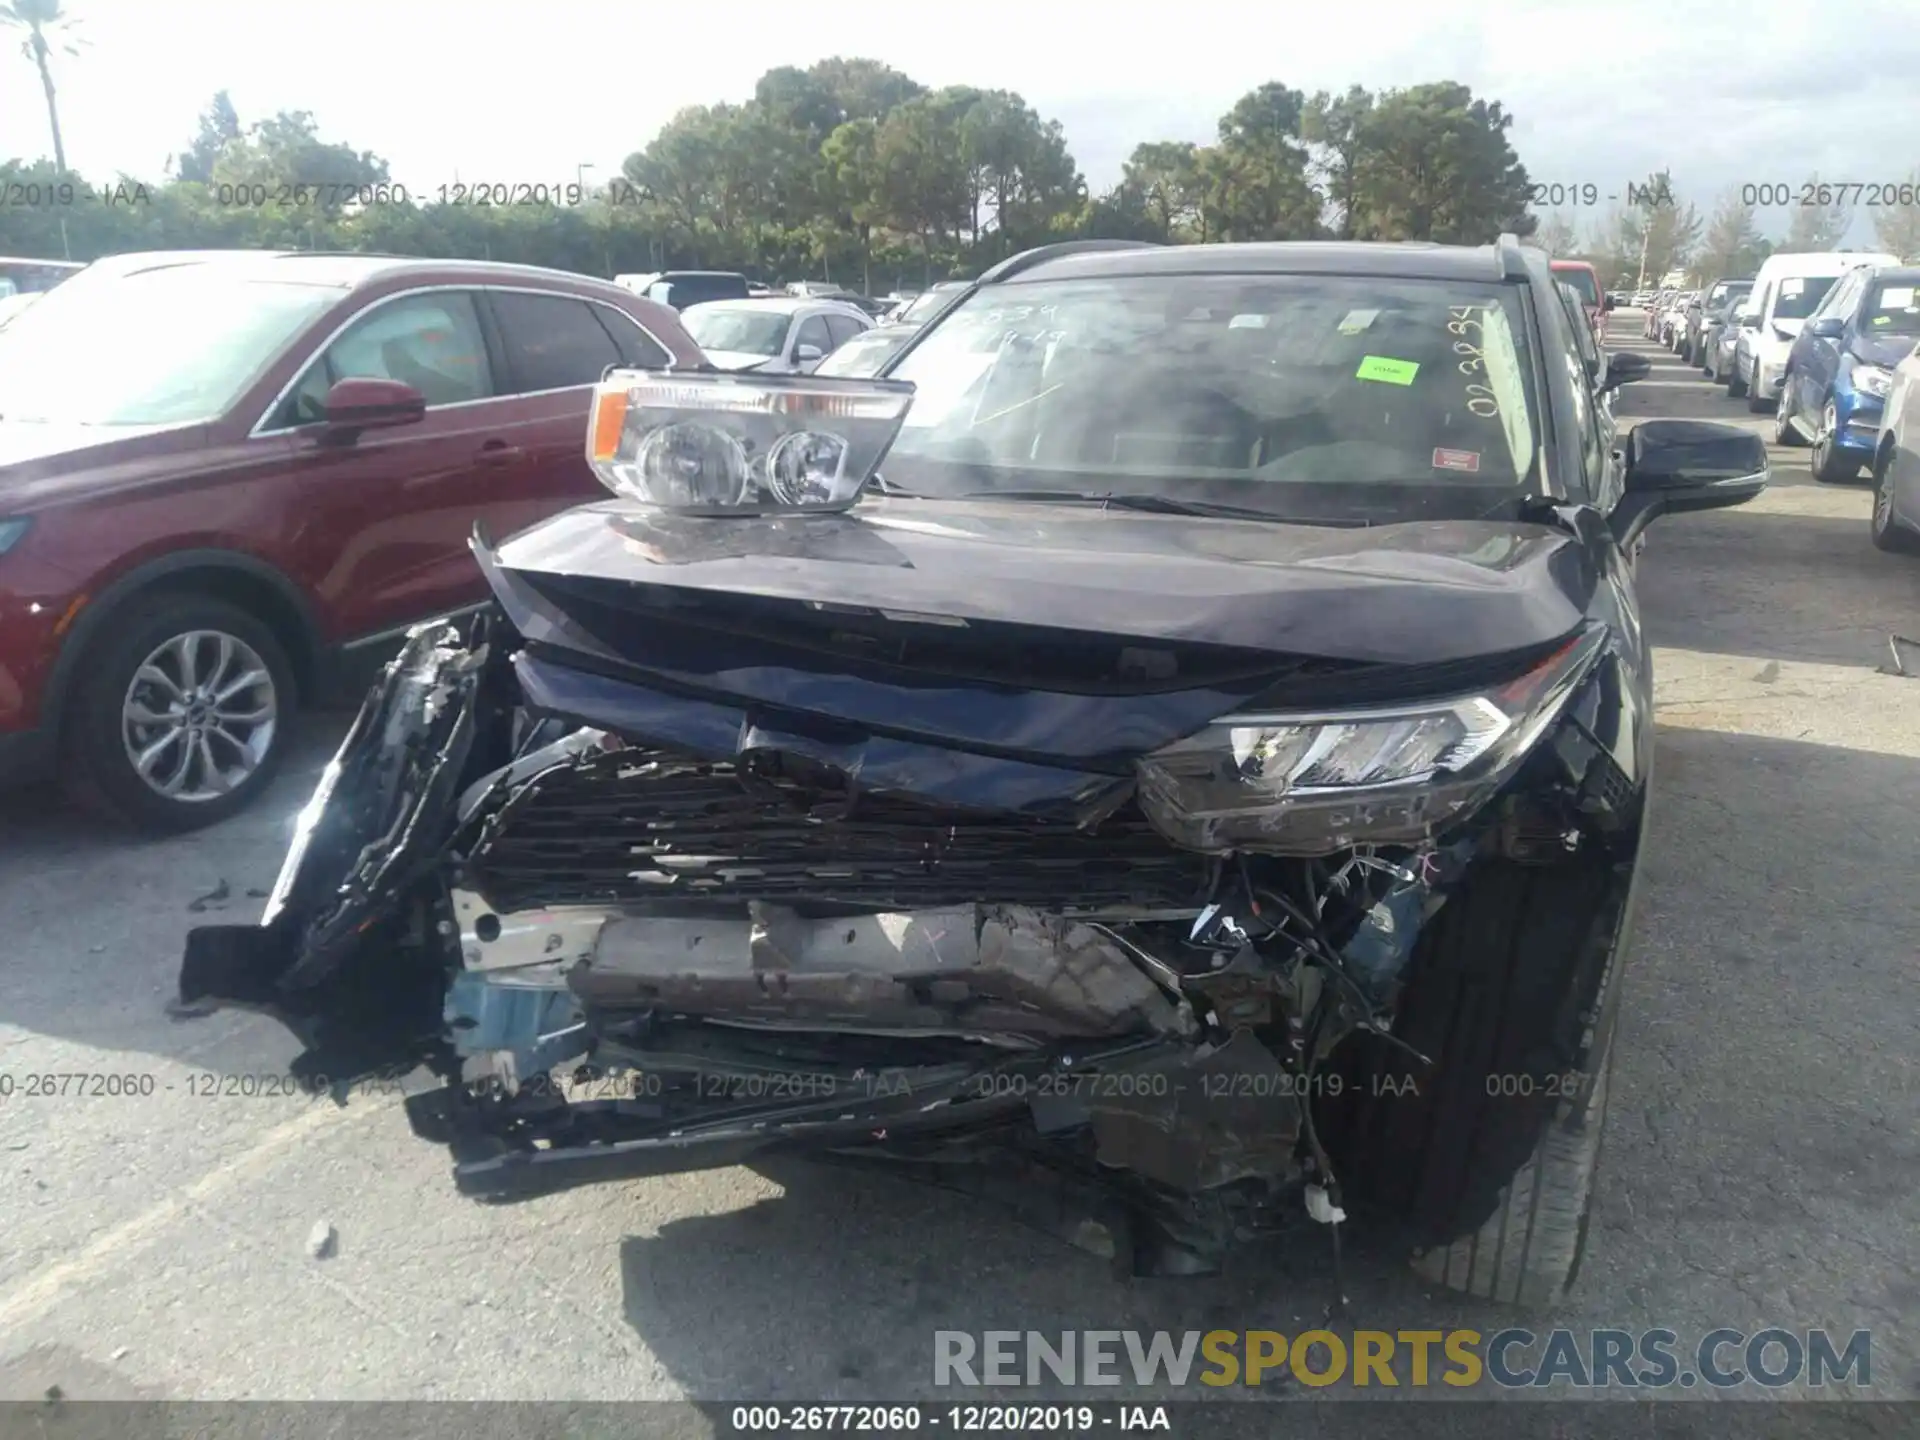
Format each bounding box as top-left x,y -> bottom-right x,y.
1851,364 -> 1893,400
1136,629 -> 1606,854
587,370 -> 915,515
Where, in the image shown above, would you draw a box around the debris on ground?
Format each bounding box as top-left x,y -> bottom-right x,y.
109,1348 -> 128,1362
1881,633 -> 1920,678
186,879 -> 231,913
306,1221 -> 337,1260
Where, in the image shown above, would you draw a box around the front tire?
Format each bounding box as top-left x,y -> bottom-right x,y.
1872,447 -> 1920,553
62,593 -> 296,833
1773,383 -> 1805,446
1726,362 -> 1748,398
1812,399 -> 1861,483
1322,860 -> 1626,1307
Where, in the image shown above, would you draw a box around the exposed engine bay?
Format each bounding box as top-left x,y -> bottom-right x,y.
181,569 -> 1638,1276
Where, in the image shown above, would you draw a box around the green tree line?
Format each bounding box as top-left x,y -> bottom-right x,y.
0,58 -> 1537,289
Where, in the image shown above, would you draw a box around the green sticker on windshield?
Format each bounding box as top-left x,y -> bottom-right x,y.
1356,355 -> 1419,385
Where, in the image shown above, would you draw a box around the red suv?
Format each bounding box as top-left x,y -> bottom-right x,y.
0,250 -> 703,830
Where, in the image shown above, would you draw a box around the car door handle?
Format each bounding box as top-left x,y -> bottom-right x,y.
475,441 -> 524,466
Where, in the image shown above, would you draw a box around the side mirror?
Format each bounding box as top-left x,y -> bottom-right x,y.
321,377 -> 425,438
1614,419 -> 1768,548
795,342 -> 826,363
1807,316 -> 1845,339
1601,351 -> 1651,392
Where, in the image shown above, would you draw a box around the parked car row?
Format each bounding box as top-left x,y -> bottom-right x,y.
611,270 -> 913,322
1649,250 -> 1920,551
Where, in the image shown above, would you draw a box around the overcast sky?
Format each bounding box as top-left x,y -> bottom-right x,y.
6,0 -> 1918,247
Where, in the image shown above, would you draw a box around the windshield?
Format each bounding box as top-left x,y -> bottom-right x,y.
0,268 -> 340,425
814,328 -> 909,377
1861,280 -> 1920,335
682,306 -> 791,357
1555,267 -> 1599,306
1771,275 -> 1839,321
899,288 -> 961,326
880,273 -> 1542,523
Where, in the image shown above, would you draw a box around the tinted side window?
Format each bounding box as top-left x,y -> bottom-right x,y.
489,291 -> 624,393
824,314 -> 865,349
1540,284 -> 1601,499
1558,283 -> 1600,379
1834,270 -> 1868,323
592,305 -> 674,367
277,290 -> 492,425
794,315 -> 833,356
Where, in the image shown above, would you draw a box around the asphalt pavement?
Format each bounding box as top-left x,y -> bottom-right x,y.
1,314 -> 1916,1409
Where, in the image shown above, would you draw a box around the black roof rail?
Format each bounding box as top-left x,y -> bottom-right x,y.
977,239 -> 1163,285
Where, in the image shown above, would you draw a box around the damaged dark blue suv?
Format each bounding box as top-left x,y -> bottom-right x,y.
179,237 -> 1767,1307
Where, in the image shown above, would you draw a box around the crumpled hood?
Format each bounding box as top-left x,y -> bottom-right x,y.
489,495 -> 1594,667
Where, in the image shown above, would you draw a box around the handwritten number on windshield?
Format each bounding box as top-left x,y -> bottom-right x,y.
1448,306 -> 1502,418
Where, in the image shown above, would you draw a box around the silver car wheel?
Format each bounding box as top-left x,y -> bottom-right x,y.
121,629 -> 279,803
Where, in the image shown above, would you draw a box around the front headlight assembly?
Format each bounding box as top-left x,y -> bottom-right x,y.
587,370 -> 916,515
1850,364 -> 1893,400
1136,628 -> 1607,854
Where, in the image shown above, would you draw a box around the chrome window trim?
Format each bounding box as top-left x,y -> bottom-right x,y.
249,282 -> 677,439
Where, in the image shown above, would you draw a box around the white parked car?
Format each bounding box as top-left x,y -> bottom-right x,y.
1870,336 -> 1920,553
1659,292 -> 1696,348
1729,251 -> 1898,411
679,297 -> 873,374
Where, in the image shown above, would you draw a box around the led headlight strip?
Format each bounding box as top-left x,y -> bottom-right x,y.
1136,627 -> 1607,854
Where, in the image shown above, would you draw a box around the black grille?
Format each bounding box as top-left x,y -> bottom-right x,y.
469,749 -> 1208,914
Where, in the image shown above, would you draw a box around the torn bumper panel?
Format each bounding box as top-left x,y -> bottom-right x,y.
176,518 -> 1629,1273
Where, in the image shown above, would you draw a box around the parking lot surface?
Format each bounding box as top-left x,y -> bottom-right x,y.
2,316 -> 1917,1406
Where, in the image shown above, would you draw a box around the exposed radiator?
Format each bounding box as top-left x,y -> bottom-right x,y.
469,749 -> 1208,914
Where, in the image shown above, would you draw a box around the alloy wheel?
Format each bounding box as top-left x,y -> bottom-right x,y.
1814,400 -> 1837,470
120,629 -> 279,803
1773,386 -> 1798,444
1875,466 -> 1894,534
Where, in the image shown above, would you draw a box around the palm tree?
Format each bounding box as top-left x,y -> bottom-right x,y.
2,0 -> 85,174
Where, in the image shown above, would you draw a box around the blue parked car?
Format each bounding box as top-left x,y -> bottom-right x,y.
1776,265 -> 1920,482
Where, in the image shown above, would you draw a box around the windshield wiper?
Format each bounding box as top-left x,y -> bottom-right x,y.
958,489 -> 1368,525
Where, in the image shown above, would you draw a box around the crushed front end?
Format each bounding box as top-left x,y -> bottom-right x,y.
180,370 -> 1648,1276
